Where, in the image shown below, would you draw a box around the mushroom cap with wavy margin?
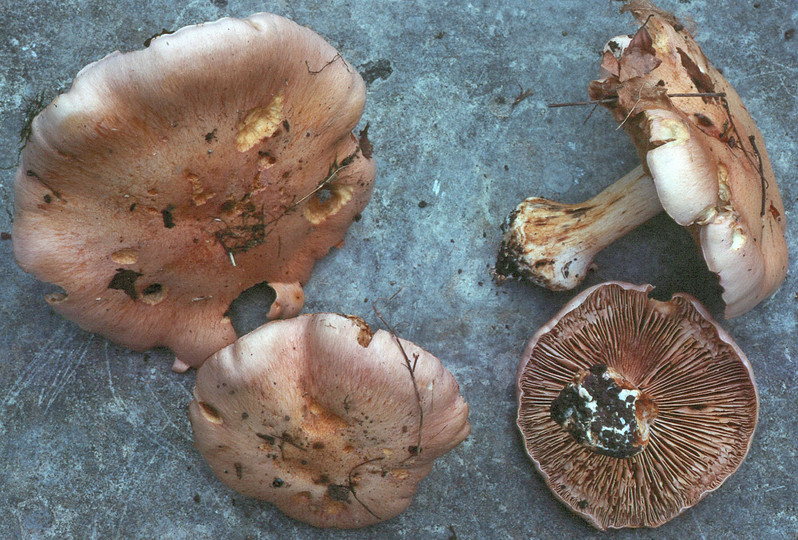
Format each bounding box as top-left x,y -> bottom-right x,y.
517,282 -> 757,530
12,13 -> 375,370
189,313 -> 470,528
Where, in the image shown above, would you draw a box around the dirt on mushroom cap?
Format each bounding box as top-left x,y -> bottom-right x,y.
12,13 -> 376,369
189,313 -> 470,529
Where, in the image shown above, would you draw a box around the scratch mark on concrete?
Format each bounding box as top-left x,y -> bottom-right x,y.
765,485 -> 786,493
692,511 -> 707,540
103,342 -> 188,458
146,384 -> 191,440
175,378 -> 194,402
4,323 -> 72,408
42,335 -> 94,414
740,57 -> 798,98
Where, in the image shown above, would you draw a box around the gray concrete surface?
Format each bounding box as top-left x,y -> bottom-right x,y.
1,0 -> 796,538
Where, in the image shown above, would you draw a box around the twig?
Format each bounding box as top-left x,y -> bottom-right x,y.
548,92 -> 727,108
616,90 -> 643,131
305,53 -> 348,74
668,92 -> 727,99
511,85 -> 533,109
548,98 -> 618,108
346,457 -> 385,520
256,431 -> 306,460
718,97 -> 767,217
582,103 -> 600,124
291,161 -> 352,209
748,135 -> 768,217
372,290 -> 424,458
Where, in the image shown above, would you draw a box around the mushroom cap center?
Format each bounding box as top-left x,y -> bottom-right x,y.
550,364 -> 658,459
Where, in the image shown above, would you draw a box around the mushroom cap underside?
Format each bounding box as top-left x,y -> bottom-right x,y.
590,1 -> 787,317
517,281 -> 758,530
12,12 -> 376,368
189,313 -> 470,529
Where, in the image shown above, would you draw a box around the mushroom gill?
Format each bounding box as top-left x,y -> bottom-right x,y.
517,282 -> 758,530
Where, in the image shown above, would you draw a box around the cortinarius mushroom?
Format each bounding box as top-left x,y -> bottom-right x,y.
189,313 -> 470,528
517,282 -> 758,530
496,0 -> 787,318
12,13 -> 375,371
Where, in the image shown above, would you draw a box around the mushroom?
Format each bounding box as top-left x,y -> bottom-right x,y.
495,0 -> 787,318
516,281 -> 758,530
12,13 -> 376,371
189,313 -> 470,528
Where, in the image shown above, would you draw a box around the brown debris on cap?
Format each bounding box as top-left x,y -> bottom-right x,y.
12,13 -> 376,370
496,0 -> 787,318
189,313 -> 470,529
517,282 -> 758,530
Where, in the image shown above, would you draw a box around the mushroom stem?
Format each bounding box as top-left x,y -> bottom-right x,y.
496,164 -> 662,290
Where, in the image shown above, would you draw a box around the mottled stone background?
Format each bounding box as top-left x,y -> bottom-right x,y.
1,0 -> 796,538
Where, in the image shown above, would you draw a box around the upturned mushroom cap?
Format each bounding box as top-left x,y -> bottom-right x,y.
189,313 -> 470,529
12,13 -> 375,370
517,282 -> 758,530
589,0 -> 787,317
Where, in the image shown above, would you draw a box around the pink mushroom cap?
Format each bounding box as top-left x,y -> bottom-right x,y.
13,13 -> 376,370
189,313 -> 470,528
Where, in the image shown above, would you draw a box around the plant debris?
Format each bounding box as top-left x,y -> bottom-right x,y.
144,28 -> 174,47
511,86 -> 533,109
17,91 -> 48,160
214,202 -> 267,255
162,206 -> 176,228
305,52 -> 346,74
108,268 -> 143,300
373,291 -> 424,458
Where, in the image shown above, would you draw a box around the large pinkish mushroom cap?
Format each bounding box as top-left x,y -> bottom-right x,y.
13,13 -> 375,371
189,313 -> 470,528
